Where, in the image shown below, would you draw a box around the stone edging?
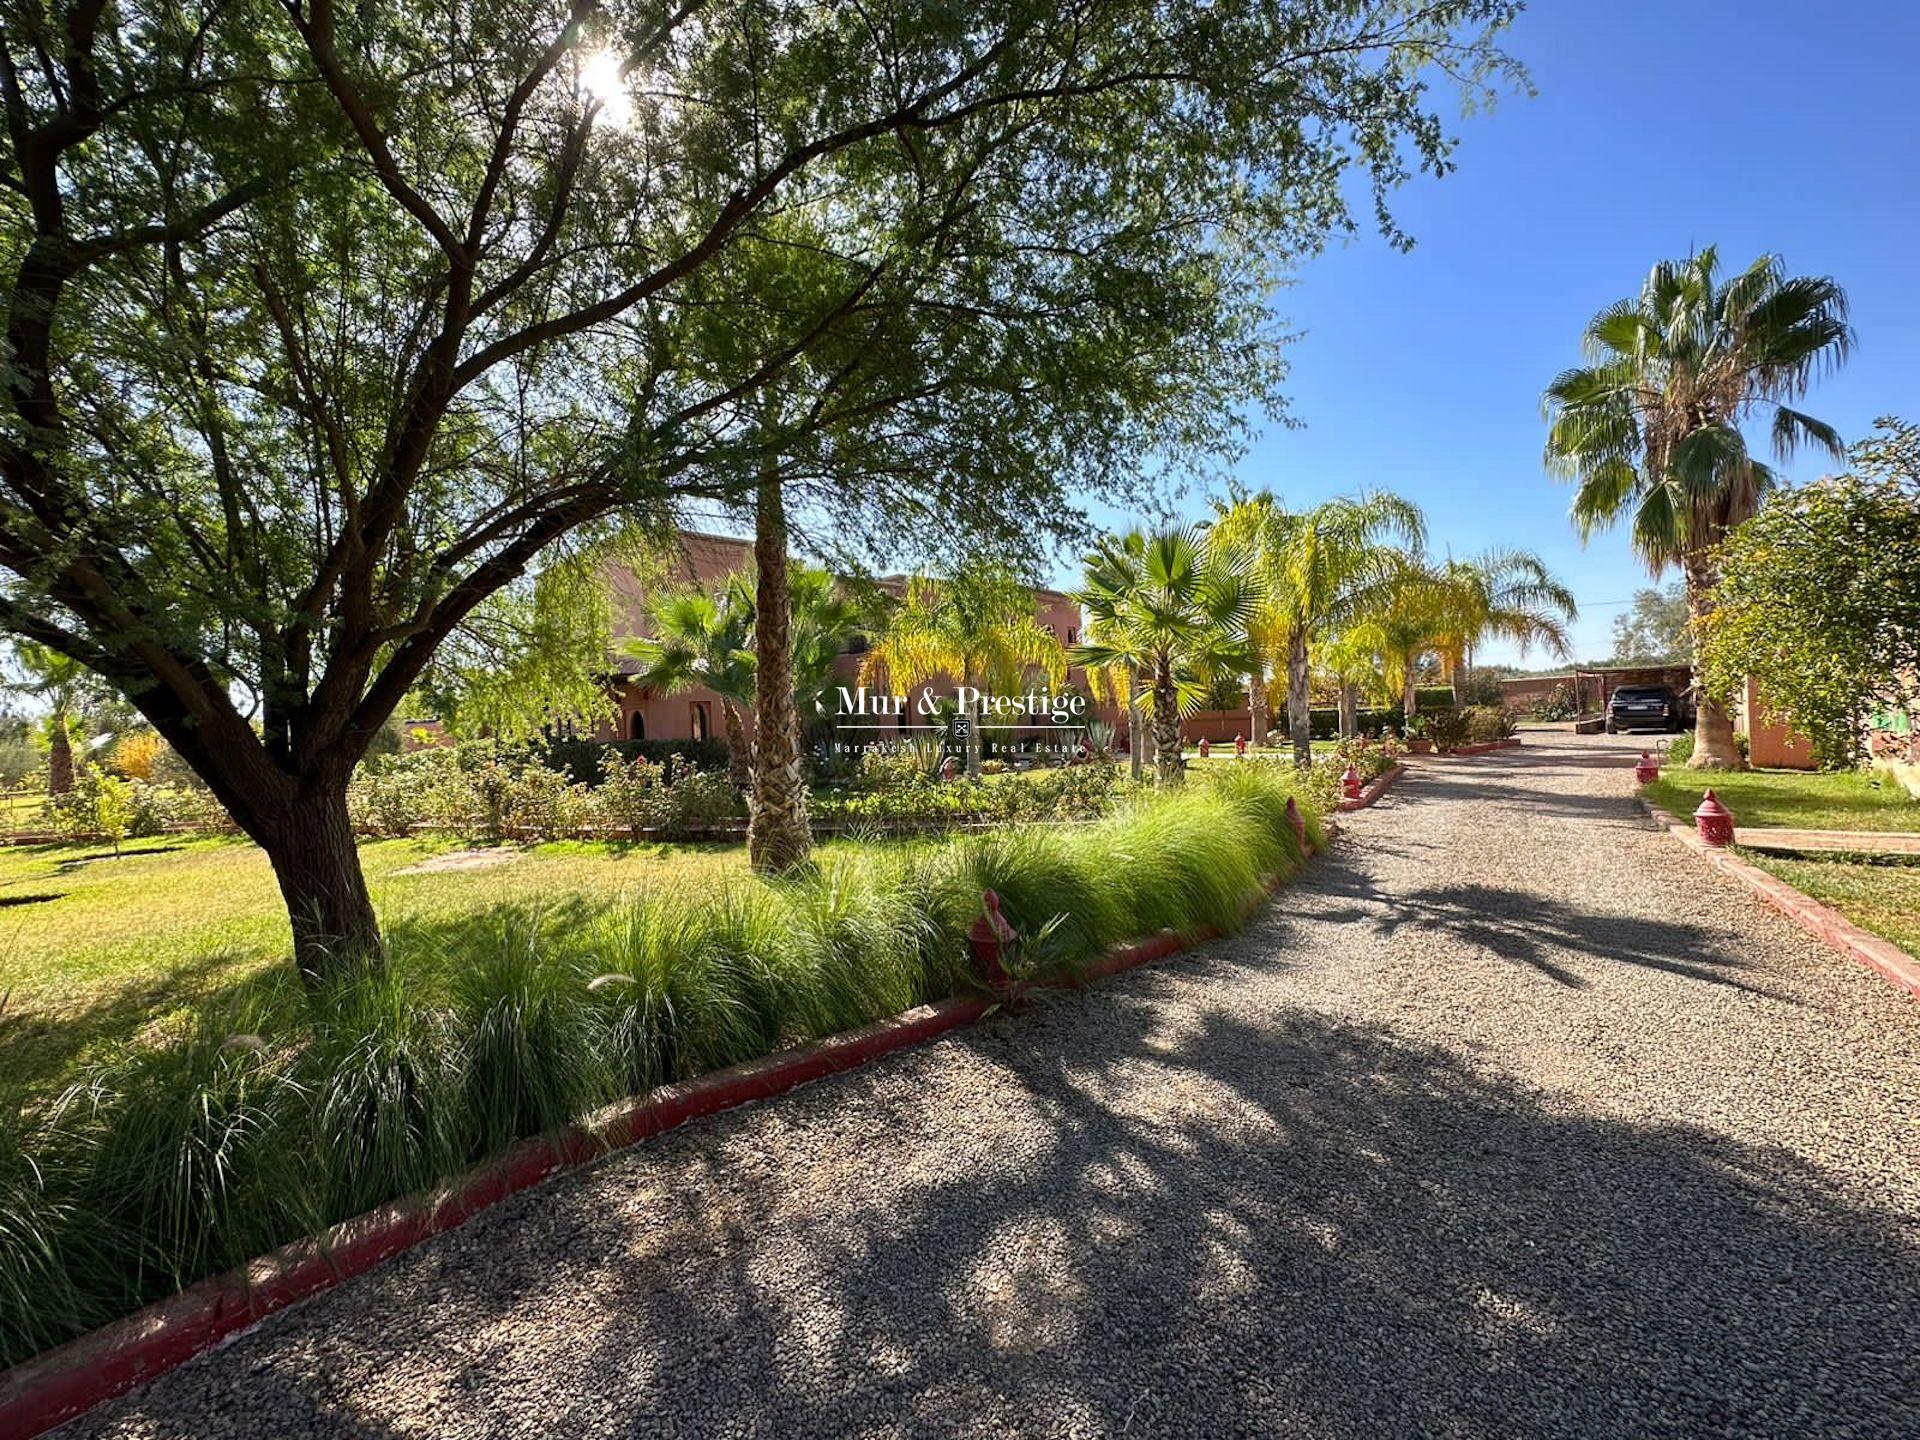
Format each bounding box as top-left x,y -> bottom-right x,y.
1635,797 -> 1920,1001
1337,763 -> 1406,812
0,861 -> 1307,1439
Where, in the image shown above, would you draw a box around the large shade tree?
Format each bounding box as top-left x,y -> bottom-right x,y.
1070,527 -> 1259,785
0,0 -> 1521,977
1544,249 -> 1852,768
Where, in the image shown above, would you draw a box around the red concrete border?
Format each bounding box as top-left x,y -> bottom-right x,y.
1432,738 -> 1523,758
1637,798 -> 1920,1001
1337,763 -> 1406,812
0,845 -> 1319,1438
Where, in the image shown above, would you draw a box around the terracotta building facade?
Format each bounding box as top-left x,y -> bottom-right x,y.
597,531 -> 1087,748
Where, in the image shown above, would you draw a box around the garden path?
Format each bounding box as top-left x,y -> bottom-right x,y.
71,732 -> 1920,1439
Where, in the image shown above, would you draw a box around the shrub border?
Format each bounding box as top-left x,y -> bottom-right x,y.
1636,797 -> 1920,1001
0,856 -> 1309,1438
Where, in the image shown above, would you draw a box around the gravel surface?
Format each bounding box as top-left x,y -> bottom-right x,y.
69,732 -> 1920,1439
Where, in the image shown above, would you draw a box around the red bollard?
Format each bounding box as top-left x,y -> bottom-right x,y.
1341,762 -> 1363,800
1694,789 -> 1735,848
967,888 -> 1017,989
1234,732 -> 1247,758
1634,750 -> 1660,784
939,755 -> 958,782
1198,737 -> 1211,759
1285,795 -> 1310,854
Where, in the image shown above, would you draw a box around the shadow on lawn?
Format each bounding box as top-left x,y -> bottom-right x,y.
191,990 -> 1920,1440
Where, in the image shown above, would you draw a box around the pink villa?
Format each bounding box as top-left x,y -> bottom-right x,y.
596,530 -> 1088,747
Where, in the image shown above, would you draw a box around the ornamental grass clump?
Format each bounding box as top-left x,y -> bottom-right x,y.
0,766 -> 1318,1368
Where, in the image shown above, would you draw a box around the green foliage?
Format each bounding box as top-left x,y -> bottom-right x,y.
1610,584 -> 1689,665
1461,706 -> 1519,743
1545,249 -> 1852,573
0,766 -> 1322,1365
1699,420 -> 1920,765
1527,683 -> 1580,722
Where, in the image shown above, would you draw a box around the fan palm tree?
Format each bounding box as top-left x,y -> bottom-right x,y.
1427,549 -> 1577,698
1544,249 -> 1852,767
1074,532 -> 1154,779
1214,491 -> 1425,768
626,564 -> 870,788
861,561 -> 1066,778
5,642 -> 108,796
622,579 -> 757,785
1070,527 -> 1260,786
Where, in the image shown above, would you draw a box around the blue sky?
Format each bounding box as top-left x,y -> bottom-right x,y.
1080,0 -> 1919,667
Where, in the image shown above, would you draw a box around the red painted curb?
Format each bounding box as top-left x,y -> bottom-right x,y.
1636,797 -> 1920,1001
1430,738 -> 1523,758
0,846 -> 1321,1437
1337,763 -> 1406,812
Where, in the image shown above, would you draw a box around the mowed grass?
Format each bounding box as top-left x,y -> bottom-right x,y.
0,836 -> 749,1098
1642,766 -> 1920,833
1748,854 -> 1920,959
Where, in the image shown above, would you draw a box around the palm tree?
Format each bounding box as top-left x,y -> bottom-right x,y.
1215,491 -> 1425,768
6,642 -> 100,795
623,579 -> 757,786
861,561 -> 1065,778
1544,249 -> 1851,767
786,566 -> 872,728
1070,527 -> 1259,785
1341,556 -> 1447,726
1427,549 -> 1577,698
627,564 -> 871,789
1074,532 -> 1153,779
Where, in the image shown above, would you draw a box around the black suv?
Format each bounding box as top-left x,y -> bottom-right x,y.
1606,684 -> 1685,734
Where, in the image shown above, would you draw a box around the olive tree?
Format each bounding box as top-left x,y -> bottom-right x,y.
0,0 -> 1521,978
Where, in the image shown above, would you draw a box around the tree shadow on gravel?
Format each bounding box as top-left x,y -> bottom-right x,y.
1287,848 -> 1771,995
200,990 -> 1920,1440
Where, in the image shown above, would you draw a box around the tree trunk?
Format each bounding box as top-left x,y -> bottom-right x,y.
1403,660 -> 1418,725
721,698 -> 751,790
1126,666 -> 1144,782
1337,682 -> 1358,739
1151,659 -> 1183,786
747,463 -> 813,870
1683,554 -> 1743,770
1247,660 -> 1267,751
1286,623 -> 1311,769
258,786 -> 384,987
46,709 -> 74,795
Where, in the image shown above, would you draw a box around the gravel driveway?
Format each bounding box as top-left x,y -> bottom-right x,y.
70,732 -> 1920,1439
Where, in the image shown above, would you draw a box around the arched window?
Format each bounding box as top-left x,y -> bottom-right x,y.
629,711 -> 646,741
689,702 -> 711,743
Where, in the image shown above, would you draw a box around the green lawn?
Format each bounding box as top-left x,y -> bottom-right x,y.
0,835 -> 750,1099
1638,767 -> 1920,959
1748,854 -> 1920,959
1642,766 -> 1920,832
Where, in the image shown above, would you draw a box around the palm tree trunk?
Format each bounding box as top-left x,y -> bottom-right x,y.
1247,660 -> 1267,750
747,460 -> 812,870
963,666 -> 983,778
1286,623 -> 1311,769
1403,659 -> 1418,725
1151,658 -> 1183,786
1126,666 -> 1144,781
1683,553 -> 1743,770
46,709 -> 74,796
1338,682 -> 1358,739
721,699 -> 751,790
